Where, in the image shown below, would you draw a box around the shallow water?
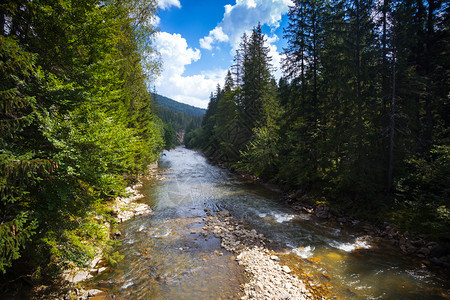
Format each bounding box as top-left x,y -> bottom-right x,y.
86,147 -> 449,299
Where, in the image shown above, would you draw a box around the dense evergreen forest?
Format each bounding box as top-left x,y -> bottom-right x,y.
187,1 -> 449,243
0,0 -> 164,284
153,93 -> 206,116
1,0 -> 449,294
153,93 -> 204,149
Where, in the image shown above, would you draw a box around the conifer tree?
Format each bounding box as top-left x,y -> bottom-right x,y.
0,0 -> 164,277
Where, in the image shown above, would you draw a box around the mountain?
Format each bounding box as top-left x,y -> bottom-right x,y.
152,93 -> 206,116
152,93 -> 204,148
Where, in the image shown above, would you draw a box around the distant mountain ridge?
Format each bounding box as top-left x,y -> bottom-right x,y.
152,93 -> 206,116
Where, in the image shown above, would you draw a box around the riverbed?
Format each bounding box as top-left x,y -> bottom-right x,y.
85,147 -> 449,299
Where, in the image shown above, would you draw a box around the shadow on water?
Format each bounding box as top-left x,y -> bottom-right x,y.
86,147 -> 450,299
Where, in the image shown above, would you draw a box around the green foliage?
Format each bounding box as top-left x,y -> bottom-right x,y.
153,93 -> 206,116
153,93 -> 204,147
0,0 -> 163,278
163,123 -> 177,149
104,251 -> 124,268
103,240 -> 124,267
236,126 -> 280,177
193,0 -> 449,241
184,128 -> 204,149
187,25 -> 281,173
0,212 -> 37,273
0,36 -> 42,274
393,145 -> 450,239
157,105 -> 203,132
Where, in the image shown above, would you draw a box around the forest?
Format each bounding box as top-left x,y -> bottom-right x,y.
0,0 -> 164,285
154,93 -> 204,149
186,0 -> 449,244
0,0 -> 449,296
153,93 -> 206,116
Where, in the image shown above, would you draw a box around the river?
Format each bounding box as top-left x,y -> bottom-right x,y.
86,147 -> 449,299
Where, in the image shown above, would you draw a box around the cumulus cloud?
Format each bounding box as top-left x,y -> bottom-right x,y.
200,27 -> 229,50
153,0 -> 293,108
201,0 -> 293,51
198,0 -> 292,79
151,15 -> 161,26
157,0 -> 181,10
267,40 -> 284,79
154,32 -> 227,108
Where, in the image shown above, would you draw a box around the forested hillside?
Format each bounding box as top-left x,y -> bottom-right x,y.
187,1 -> 449,242
0,0 -> 163,283
153,94 -> 204,148
153,93 -> 206,116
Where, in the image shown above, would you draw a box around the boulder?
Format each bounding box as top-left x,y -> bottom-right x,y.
87,289 -> 103,297
417,247 -> 430,257
429,244 -> 447,258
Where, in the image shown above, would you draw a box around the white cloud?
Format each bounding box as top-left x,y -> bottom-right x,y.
153,0 -> 294,108
165,69 -> 228,108
154,32 -> 227,108
199,36 -> 214,50
246,0 -> 257,8
225,4 -> 233,14
268,41 -> 284,79
198,0 -> 292,79
266,33 -> 279,45
201,0 -> 293,51
200,27 -> 229,50
151,15 -> 161,26
157,0 -> 181,10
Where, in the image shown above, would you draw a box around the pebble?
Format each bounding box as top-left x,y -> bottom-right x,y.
282,266 -> 292,273
204,210 -> 312,300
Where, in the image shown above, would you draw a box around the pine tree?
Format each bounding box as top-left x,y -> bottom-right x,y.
0,36 -> 41,273
0,0 -> 164,277
239,25 -> 278,143
215,70 -> 240,162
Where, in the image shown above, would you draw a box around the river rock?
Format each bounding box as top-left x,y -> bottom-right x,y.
417,247 -> 431,257
412,239 -> 424,248
96,280 -> 114,289
337,217 -> 348,223
314,205 -> 330,219
430,257 -> 445,266
429,244 -> 447,258
293,189 -> 304,199
238,247 -> 311,299
62,269 -> 93,283
406,245 -> 418,254
87,289 -> 103,297
205,211 -> 312,299
426,241 -> 438,247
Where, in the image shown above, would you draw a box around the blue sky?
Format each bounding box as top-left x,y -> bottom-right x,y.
153,0 -> 293,108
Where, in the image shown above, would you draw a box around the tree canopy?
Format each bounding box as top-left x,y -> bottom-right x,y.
188,1 -> 449,242
0,0 -> 164,278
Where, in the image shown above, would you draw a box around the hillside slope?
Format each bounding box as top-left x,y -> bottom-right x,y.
152,93 -> 206,116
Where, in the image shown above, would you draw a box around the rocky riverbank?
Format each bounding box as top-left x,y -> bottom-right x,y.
205,151 -> 450,273
110,184 -> 153,223
203,210 -> 317,300
32,167 -> 161,300
285,193 -> 450,271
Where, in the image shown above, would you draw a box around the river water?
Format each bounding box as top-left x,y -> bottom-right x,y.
87,147 -> 449,299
